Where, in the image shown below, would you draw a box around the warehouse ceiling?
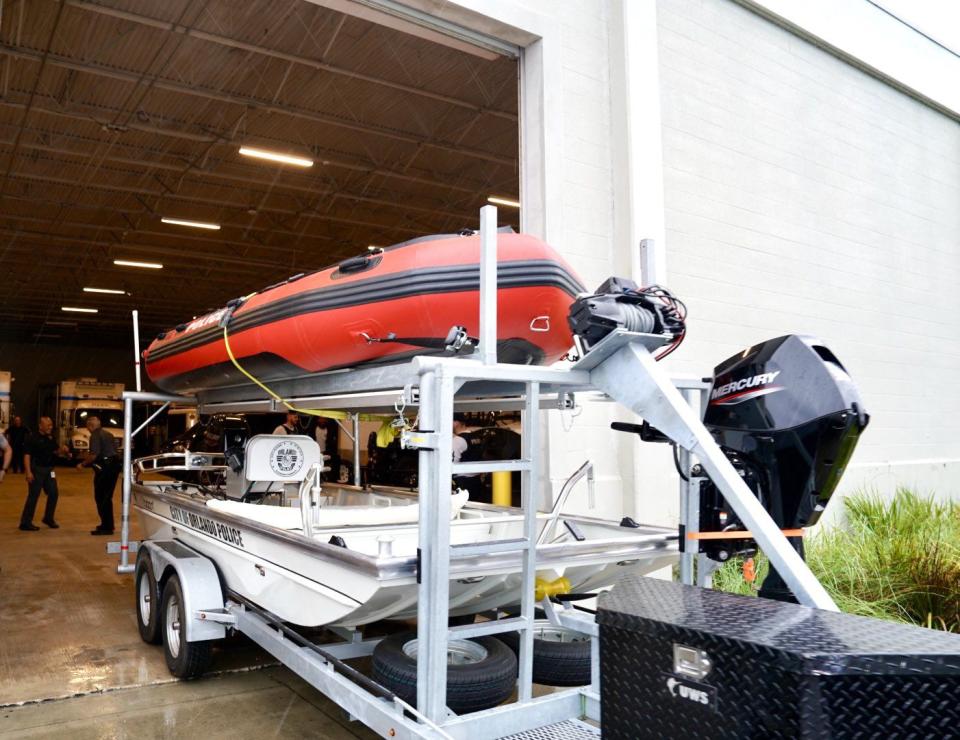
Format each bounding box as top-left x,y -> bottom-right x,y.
0,0 -> 519,346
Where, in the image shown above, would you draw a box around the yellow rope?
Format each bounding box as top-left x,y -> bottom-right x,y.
221,319 -> 401,445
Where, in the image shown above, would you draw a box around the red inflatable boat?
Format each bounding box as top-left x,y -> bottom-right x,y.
144,232 -> 585,394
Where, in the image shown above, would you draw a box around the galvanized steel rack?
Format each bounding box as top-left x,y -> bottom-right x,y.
113,205 -> 836,739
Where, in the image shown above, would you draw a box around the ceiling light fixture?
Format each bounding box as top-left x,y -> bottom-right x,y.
161,217 -> 220,230
83,287 -> 126,295
62,306 -> 98,313
487,196 -> 521,208
239,146 -> 313,168
114,259 -> 163,270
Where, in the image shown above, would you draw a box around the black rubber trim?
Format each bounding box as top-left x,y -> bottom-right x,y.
146,260 -> 583,363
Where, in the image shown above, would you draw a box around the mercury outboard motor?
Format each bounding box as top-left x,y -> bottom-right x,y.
700,335 -> 869,601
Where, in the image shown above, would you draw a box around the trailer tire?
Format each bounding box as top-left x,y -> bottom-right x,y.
161,575 -> 213,678
134,551 -> 161,644
372,633 -> 516,714
499,620 -> 592,686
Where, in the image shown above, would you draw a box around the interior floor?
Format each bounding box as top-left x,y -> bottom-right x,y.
0,467 -> 374,738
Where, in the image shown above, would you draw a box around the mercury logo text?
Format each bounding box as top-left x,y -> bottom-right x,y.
711,371 -> 780,400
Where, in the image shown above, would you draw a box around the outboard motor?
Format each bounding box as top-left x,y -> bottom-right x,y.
567,281 -> 869,602
700,335 -> 869,600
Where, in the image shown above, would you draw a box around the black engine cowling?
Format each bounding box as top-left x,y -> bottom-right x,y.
699,335 -> 869,565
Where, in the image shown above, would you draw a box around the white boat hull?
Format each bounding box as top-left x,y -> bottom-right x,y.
133,483 -> 678,628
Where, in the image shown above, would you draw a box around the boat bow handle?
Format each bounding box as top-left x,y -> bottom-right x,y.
530,315 -> 551,332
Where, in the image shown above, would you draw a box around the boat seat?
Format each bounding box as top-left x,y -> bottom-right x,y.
206,490 -> 470,530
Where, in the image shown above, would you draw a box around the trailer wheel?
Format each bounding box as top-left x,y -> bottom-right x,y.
134,551 -> 161,644
499,620 -> 592,686
161,575 -> 212,678
372,633 -> 516,714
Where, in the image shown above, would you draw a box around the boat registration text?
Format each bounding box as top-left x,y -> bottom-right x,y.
170,506 -> 245,548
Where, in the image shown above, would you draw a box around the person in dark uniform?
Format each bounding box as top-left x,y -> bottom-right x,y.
7,416 -> 28,474
452,414 -> 485,502
20,416 -> 67,531
273,411 -> 299,435
77,415 -> 121,535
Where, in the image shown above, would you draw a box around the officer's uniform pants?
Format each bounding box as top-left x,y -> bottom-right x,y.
93,460 -> 120,532
20,465 -> 58,526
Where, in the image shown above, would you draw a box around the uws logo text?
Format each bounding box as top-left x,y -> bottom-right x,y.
666,677 -> 709,705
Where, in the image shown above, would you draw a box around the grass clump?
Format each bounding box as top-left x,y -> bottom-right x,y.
712,489 -> 960,631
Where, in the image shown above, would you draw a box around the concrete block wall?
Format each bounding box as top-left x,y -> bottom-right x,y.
654,0 -> 960,519
493,0 -> 633,517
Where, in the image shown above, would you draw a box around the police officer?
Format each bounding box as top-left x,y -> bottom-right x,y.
452,414 -> 484,501
77,415 -> 121,535
20,416 -> 67,531
273,410 -> 299,435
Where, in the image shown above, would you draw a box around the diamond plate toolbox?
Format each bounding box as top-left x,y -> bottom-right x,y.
597,575 -> 960,739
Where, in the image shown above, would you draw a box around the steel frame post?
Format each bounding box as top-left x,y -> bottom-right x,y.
517,380 -> 540,701
677,386 -> 702,586
478,205 -> 498,365
352,412 -> 361,485
416,370 -> 456,723
118,395 -> 135,573
591,341 -> 837,610
415,369 -> 437,717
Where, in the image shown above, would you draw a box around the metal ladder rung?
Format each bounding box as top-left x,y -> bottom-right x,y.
448,616 -> 529,640
451,537 -> 529,557
453,459 -> 530,474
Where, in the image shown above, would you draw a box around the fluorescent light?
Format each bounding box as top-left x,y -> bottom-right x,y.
44,320 -> 77,327
114,259 -> 163,269
84,287 -> 126,295
62,306 -> 98,313
487,196 -> 521,208
239,146 -> 313,168
161,217 -> 220,230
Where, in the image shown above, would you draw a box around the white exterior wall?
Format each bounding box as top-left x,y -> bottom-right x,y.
410,0 -> 960,528
400,0 -> 629,517
655,0 -> 960,522
536,1 -> 623,519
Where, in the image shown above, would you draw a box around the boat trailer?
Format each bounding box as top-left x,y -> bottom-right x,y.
106,206 -> 958,739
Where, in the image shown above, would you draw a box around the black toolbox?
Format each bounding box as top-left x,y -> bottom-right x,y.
597,575 -> 960,739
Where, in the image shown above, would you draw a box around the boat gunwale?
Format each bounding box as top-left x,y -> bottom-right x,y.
131,482 -> 678,582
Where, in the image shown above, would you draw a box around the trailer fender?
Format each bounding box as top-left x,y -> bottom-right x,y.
140,540 -> 226,642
